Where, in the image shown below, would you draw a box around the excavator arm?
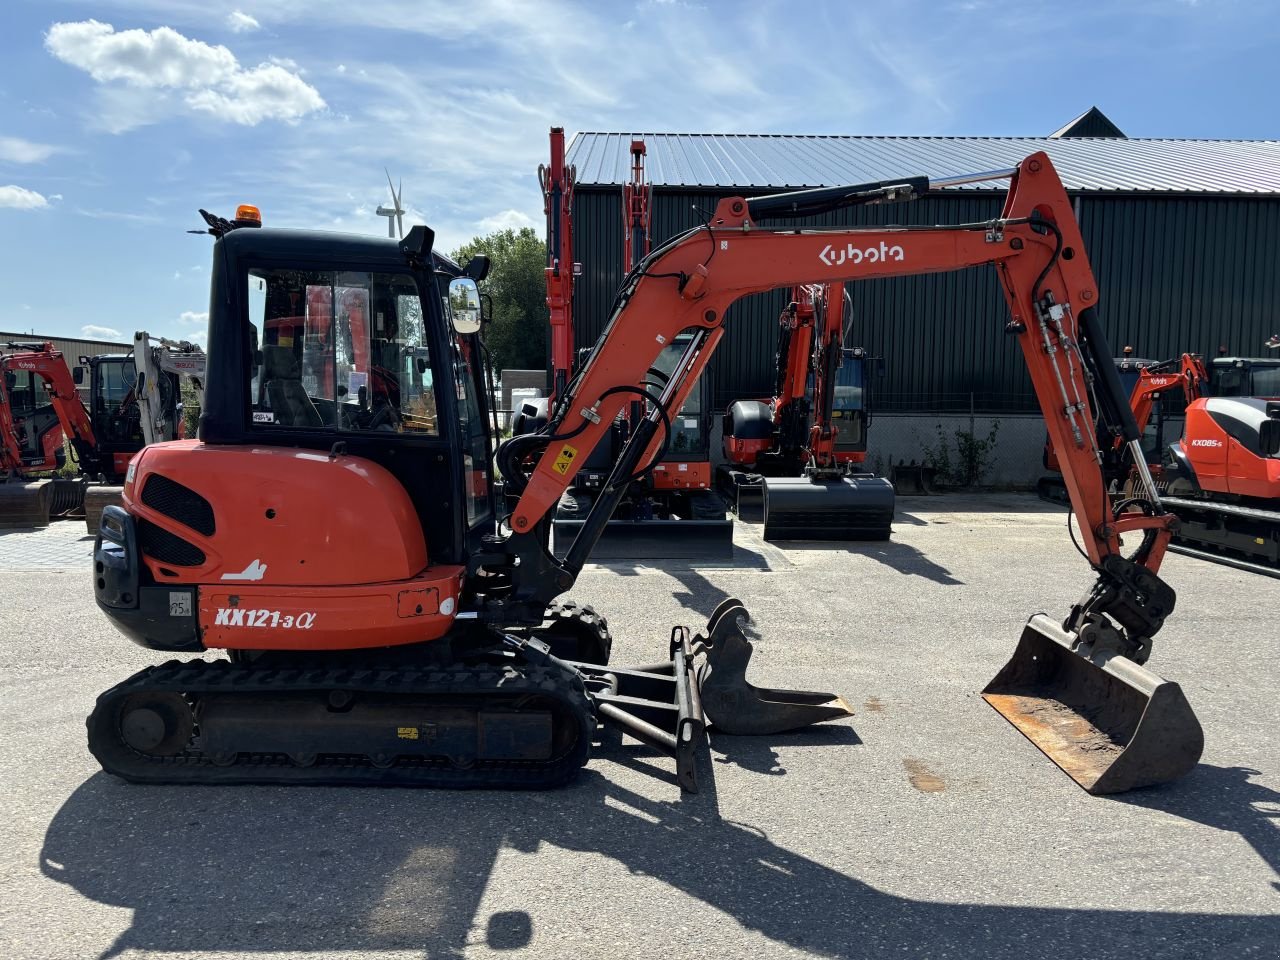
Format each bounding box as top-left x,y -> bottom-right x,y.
490,153 -> 1201,794
1129,353 -> 1208,440
133,332 -> 206,445
1,342 -> 97,465
503,153 -> 1169,579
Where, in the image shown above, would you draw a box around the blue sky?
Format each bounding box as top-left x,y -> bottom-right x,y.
1,0 -> 1276,345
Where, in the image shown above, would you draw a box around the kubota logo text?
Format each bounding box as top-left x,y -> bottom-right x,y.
16,361 -> 36,370
819,241 -> 905,267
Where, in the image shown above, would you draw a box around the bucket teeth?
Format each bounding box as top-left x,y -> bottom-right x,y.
693,598 -> 852,735
983,614 -> 1203,794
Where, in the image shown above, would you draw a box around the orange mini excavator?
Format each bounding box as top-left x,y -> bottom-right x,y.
1,341 -> 102,525
91,155 -> 1203,796
720,282 -> 895,540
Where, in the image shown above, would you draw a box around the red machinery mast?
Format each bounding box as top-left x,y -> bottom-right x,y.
623,138 -> 652,270
540,127 -> 577,405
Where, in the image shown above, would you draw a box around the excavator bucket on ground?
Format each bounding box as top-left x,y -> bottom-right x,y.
762,475 -> 894,541
84,485 -> 123,534
47,478 -> 87,519
890,462 -> 937,497
982,614 -> 1203,794
0,481 -> 53,529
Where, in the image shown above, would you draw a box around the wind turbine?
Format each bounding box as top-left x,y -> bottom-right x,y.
376,169 -> 404,239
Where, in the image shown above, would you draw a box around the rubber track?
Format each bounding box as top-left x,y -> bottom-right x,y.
88,657 -> 595,789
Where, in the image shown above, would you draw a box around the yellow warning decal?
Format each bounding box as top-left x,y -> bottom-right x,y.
397,726 -> 419,740
552,444 -> 579,476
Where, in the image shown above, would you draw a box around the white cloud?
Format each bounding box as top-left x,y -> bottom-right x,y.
82,324 -> 123,339
45,20 -> 324,128
227,11 -> 261,33
0,136 -> 61,164
0,185 -> 49,209
178,311 -> 208,325
478,209 -> 536,233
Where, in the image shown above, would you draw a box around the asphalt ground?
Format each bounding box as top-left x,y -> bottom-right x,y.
0,494 -> 1276,959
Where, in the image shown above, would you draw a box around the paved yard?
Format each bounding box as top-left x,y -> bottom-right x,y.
0,495 -> 1276,959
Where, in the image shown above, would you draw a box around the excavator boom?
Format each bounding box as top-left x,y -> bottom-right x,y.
494,152 -> 1201,793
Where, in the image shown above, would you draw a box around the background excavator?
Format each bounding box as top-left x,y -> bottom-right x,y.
536,129 -> 730,559
1036,346 -> 1280,576
0,337 -> 202,529
91,152 -> 1203,798
1,340 -> 104,526
720,282 -> 895,540
1156,349 -> 1280,576
1037,350 -> 1207,503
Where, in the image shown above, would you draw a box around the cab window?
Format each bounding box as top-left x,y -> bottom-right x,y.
245,268 -> 438,434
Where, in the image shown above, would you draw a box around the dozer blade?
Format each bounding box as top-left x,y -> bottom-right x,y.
982,614 -> 1203,795
693,598 -> 853,735
762,475 -> 894,541
0,481 -> 53,529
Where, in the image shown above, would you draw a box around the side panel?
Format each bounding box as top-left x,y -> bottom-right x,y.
198,567 -> 464,650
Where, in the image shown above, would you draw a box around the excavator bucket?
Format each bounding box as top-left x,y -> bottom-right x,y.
84,485 -> 123,534
890,461 -> 937,497
0,481 -> 53,529
982,614 -> 1203,794
762,475 -> 894,541
47,478 -> 87,519
693,598 -> 853,734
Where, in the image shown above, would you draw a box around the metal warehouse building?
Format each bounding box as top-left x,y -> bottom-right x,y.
563,114 -> 1280,484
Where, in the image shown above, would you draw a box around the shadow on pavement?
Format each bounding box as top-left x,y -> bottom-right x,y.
1117,764 -> 1280,892
775,540 -> 963,585
41,757 -> 1278,960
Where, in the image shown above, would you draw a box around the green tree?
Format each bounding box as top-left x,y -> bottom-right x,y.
451,227 -> 547,372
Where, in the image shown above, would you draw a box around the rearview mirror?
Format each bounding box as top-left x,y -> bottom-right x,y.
73,366 -> 84,385
1260,419 -> 1280,457
448,277 -> 482,335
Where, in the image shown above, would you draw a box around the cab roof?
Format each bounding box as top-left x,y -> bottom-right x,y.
217,226 -> 462,274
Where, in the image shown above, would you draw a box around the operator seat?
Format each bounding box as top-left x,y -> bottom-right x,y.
262,345 -> 324,428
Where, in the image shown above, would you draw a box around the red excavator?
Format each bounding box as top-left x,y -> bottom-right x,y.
537,129 -> 729,558
1,341 -> 104,525
721,282 -> 895,540
91,153 -> 1202,796
1156,351 -> 1280,575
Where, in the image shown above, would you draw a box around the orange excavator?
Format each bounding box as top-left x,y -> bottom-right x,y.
90,153 -> 1202,796
1,341 -> 103,525
721,282 -> 895,540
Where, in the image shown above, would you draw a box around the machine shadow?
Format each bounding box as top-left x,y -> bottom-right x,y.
1116,763 -> 1280,891
42,769 -> 1278,960
775,540 -> 963,585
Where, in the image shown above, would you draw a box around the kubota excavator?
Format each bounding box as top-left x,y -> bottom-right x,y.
0,341 -> 103,526
83,333 -> 207,533
720,282 -> 895,540
536,129 -> 730,559
1154,350 -> 1280,575
91,154 -> 1203,796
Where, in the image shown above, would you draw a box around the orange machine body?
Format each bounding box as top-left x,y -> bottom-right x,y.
122,441 -> 463,651
1179,399 -> 1280,500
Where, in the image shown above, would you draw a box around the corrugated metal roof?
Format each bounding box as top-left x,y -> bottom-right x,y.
567,133 -> 1280,194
